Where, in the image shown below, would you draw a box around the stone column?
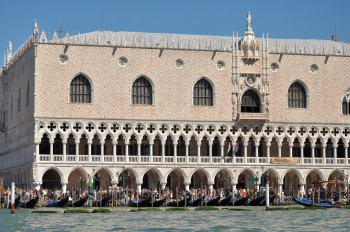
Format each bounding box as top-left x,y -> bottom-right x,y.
255,143 -> 259,163
137,183 -> 142,193
345,144 -> 349,165
289,144 -> 293,157
75,141 -> 80,161
209,142 -> 213,164
112,141 -> 117,162
62,142 -> 67,162
35,143 -> 40,162
125,142 -> 129,162
185,142 -> 189,163
322,144 -> 326,165
197,144 -> 201,163
137,141 -> 141,163
62,182 -> 67,194
232,142 -> 236,164
185,183 -> 190,191
100,142 -> 105,163
220,144 -> 224,163
88,142 -> 92,162
232,183 -> 237,199
161,142 -> 165,163
49,140 -> 54,161
208,184 -> 213,191
278,184 -> 283,196
244,143 -> 248,164
334,145 -> 338,164
173,143 -> 177,163
149,142 -> 154,163
161,182 -> 166,190
278,143 -> 282,157
300,145 -> 304,164
311,144 -> 315,165
266,144 -> 271,164
299,183 -> 305,196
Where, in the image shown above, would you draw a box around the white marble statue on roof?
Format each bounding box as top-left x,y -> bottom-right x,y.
247,11 -> 252,32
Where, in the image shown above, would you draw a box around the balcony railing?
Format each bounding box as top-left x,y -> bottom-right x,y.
37,154 -> 348,166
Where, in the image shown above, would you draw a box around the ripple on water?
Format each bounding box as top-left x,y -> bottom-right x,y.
2,208 -> 350,231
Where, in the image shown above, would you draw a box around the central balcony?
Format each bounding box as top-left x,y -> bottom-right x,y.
37,154 -> 348,166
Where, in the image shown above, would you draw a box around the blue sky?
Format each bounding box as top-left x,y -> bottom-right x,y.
1,0 -> 349,57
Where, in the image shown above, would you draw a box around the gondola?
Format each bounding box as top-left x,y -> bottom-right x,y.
293,198 -> 340,208
233,197 -> 248,206
93,196 -> 110,207
128,198 -> 152,207
167,196 -> 191,207
15,196 -> 21,208
21,198 -> 39,208
47,196 -> 69,207
219,196 -> 232,206
146,198 -> 166,207
188,197 -> 202,207
204,197 -> 220,206
68,197 -> 88,207
248,196 -> 265,206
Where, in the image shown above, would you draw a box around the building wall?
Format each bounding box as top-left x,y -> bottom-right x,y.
35,44 -> 233,121
269,53 -> 350,124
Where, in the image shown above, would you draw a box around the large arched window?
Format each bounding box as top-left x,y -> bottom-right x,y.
288,82 -> 306,108
241,90 -> 260,113
70,75 -> 91,103
193,78 -> 213,106
342,97 -> 348,115
132,76 -> 153,105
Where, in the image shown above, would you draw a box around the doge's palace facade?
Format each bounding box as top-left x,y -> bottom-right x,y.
1,13 -> 350,194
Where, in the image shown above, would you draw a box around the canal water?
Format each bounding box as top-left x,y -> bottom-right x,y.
0,207 -> 349,231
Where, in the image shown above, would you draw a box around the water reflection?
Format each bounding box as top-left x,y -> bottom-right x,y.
0,208 -> 349,231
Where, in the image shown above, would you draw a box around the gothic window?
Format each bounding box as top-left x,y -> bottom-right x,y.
39,133 -> 50,154
342,97 -> 348,115
241,90 -> 260,113
70,75 -> 91,103
132,76 -> 153,105
288,82 -> 307,108
193,78 -> 213,106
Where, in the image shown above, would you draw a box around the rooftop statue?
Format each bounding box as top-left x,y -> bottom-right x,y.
246,11 -> 252,32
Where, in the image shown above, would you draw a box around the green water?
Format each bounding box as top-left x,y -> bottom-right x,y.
0,207 -> 349,231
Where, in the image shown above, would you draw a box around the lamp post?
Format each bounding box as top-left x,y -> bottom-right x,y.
346,174 -> 349,204
79,177 -> 82,193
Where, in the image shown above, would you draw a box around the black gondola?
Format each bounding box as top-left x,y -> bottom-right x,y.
167,196 -> 191,207
128,198 -> 151,207
21,198 -> 39,208
248,196 -> 265,206
15,196 -> 21,208
146,198 -> 166,207
219,196 -> 232,206
233,197 -> 248,206
188,198 -> 202,207
93,196 -> 110,207
47,196 -> 69,207
68,197 -> 88,207
205,197 -> 220,206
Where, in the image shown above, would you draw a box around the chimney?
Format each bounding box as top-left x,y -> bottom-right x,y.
331,35 -> 337,41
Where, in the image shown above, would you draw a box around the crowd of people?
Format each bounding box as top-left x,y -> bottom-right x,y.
2,184 -> 347,207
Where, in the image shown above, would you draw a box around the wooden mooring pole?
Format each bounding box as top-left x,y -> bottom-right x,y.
11,182 -> 15,214
265,182 -> 269,211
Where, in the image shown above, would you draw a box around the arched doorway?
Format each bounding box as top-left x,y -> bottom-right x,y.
282,170 -> 300,195
94,169 -> 111,190
67,168 -> 87,191
42,169 -> 62,189
166,169 -> 185,192
189,169 -> 208,190
118,170 -> 137,190
141,169 -> 161,190
237,169 -> 255,190
214,170 -> 232,191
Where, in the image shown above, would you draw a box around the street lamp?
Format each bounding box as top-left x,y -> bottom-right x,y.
346,174 -> 349,204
